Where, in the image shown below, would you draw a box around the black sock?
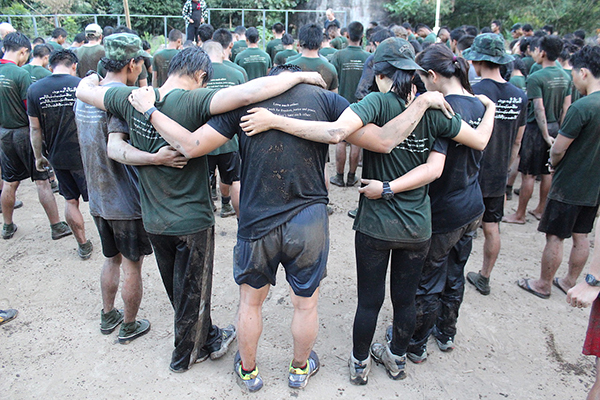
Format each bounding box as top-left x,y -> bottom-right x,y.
222,196 -> 231,205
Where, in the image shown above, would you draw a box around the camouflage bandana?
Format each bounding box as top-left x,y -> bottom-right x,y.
104,33 -> 149,61
462,33 -> 514,65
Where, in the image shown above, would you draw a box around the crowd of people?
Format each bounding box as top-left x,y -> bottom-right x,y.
1,12 -> 600,397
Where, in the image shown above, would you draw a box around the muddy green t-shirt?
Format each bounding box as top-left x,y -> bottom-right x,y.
349,91 -> 462,242
223,59 -> 248,82
266,38 -> 284,62
48,41 -> 63,51
231,40 -> 248,61
234,47 -> 272,80
273,49 -> 298,66
522,56 -> 535,74
76,44 -> 105,78
152,48 -> 179,87
330,36 -> 348,50
330,45 -> 369,103
318,47 -> 337,60
0,61 -> 31,129
287,56 -> 338,91
424,32 -> 437,43
549,92 -> 600,206
508,75 -> 526,92
104,86 -> 217,235
22,64 -> 51,82
526,66 -> 571,124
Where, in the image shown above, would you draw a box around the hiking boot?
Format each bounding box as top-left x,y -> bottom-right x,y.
0,309 -> 18,325
346,173 -> 359,187
349,353 -> 371,385
220,203 -> 236,218
406,345 -> 427,364
78,240 -> 93,260
433,326 -> 455,352
467,271 -> 490,295
348,208 -> 358,219
51,221 -> 72,240
234,351 -> 263,392
100,308 -> 124,334
288,350 -> 320,389
118,319 -> 151,344
2,223 -> 17,240
206,324 -> 236,360
330,173 -> 345,187
370,342 -> 407,380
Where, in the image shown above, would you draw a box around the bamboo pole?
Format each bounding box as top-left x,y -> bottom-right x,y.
123,0 -> 132,29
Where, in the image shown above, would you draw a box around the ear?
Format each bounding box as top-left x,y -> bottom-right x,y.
427,69 -> 437,81
196,70 -> 206,84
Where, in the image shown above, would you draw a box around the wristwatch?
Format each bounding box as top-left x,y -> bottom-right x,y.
585,274 -> 600,287
381,181 -> 394,200
143,106 -> 158,121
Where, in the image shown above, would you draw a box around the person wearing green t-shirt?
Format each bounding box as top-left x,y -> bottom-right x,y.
22,43 -> 52,82
416,24 -> 437,44
328,24 -> 348,50
266,22 -> 285,62
505,35 -> 572,225
48,27 -> 67,51
273,33 -> 298,66
318,33 -> 337,60
517,46 -> 600,302
76,24 -> 105,78
76,46 -> 327,373
234,27 -> 272,80
212,28 -> 249,81
231,26 -> 248,61
329,22 -> 370,188
152,29 -> 183,87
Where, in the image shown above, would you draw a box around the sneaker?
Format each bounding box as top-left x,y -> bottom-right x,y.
330,174 -> 345,187
346,173 -> 359,187
234,351 -> 263,392
220,203 -> 236,218
467,271 -> 490,295
349,353 -> 371,385
205,324 -> 236,360
0,309 -> 18,325
2,223 -> 17,239
50,179 -> 59,193
327,205 -> 334,215
78,240 -> 93,260
432,326 -> 455,352
51,221 -> 72,240
348,208 -> 358,219
100,308 -> 124,334
0,200 -> 23,213
370,342 -> 407,380
406,345 -> 427,364
118,319 -> 151,344
288,350 -> 320,389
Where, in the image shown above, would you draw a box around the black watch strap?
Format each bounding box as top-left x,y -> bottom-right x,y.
144,106 -> 158,121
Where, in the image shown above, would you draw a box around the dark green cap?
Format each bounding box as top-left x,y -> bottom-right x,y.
462,33 -> 514,65
373,37 -> 424,72
104,33 -> 149,62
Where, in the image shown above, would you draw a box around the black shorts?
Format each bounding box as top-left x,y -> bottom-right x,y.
93,216 -> 153,261
482,196 -> 505,223
538,199 -> 598,239
207,152 -> 240,185
54,168 -> 89,201
233,203 -> 329,297
0,126 -> 49,182
518,122 -> 559,176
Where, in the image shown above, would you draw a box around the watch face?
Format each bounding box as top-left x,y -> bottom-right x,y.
587,274 -> 600,286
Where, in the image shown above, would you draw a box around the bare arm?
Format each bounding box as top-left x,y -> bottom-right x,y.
28,116 -> 49,171
76,74 -> 109,110
358,151 -> 446,199
107,132 -> 189,168
509,125 -> 526,166
567,225 -> 600,308
560,95 -> 571,126
533,98 -> 552,146
549,133 -> 574,168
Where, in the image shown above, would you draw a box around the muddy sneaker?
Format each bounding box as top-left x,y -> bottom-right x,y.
346,173 -> 358,187
467,271 -> 490,295
2,223 -> 17,239
234,351 -> 263,392
78,240 -> 93,260
100,308 -> 124,334
370,342 -> 407,380
118,319 -> 151,344
0,309 -> 18,325
289,350 -> 320,389
349,353 -> 371,385
348,208 -> 358,219
51,221 -> 72,240
220,203 -> 236,218
433,326 -> 455,352
330,173 -> 345,187
406,344 -> 427,364
206,324 -> 236,360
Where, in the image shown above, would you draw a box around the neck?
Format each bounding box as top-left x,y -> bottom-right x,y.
479,65 -> 505,83
167,42 -> 178,49
52,65 -> 72,75
584,81 -> 600,96
103,69 -> 128,85
2,51 -> 20,65
247,43 -> 258,48
541,58 -> 555,68
438,77 -> 470,96
87,39 -> 100,46
30,58 -> 45,67
348,40 -> 360,46
159,74 -> 198,99
274,34 -> 283,39
301,48 -> 319,58
209,55 -> 223,64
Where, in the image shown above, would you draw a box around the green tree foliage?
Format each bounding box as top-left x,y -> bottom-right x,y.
385,0 -> 453,27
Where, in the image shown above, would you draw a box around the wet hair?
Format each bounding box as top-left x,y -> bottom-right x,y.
49,49 -> 78,68
268,64 -> 302,76
246,27 -> 259,44
522,24 -> 533,33
298,24 -> 322,50
347,21 -> 364,42
450,28 -> 465,42
212,28 -> 232,47
32,37 -> 45,45
456,34 -> 474,52
370,29 -> 393,45
73,32 -> 87,44
573,30 -> 585,40
51,27 -> 67,39
234,26 -> 246,36
372,61 -> 414,101
168,46 -> 213,84
168,29 -> 184,43
272,22 -> 284,34
416,43 -> 473,94
539,35 -> 563,61
570,45 -> 600,79
464,25 -> 478,36
281,33 -> 294,46
33,43 -> 52,58
101,55 -> 145,72
198,24 -> 214,43
3,32 -> 31,52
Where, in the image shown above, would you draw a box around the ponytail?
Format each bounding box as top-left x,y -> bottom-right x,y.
415,43 -> 473,94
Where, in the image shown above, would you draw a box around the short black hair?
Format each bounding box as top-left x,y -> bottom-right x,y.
464,25 -> 478,36
401,22 -> 412,30
298,24 -> 322,50
456,35 -> 474,52
570,45 -> 600,78
212,28 -> 233,47
269,64 -> 302,76
519,37 -> 530,54
272,22 -> 284,34
198,24 -> 214,43
347,21 -> 364,42
450,28 -> 465,42
512,57 -> 528,76
234,26 -> 246,35
32,37 -> 45,45
33,43 -> 52,58
51,27 -> 67,39
370,29 -> 393,45
480,27 -> 492,34
539,35 -> 563,61
415,23 -> 431,32
533,30 -> 546,37
168,29 -> 184,43
491,20 -> 502,27
73,32 -> 87,44
281,33 -> 294,46
103,26 -> 114,37
142,40 -> 151,51
49,49 -> 78,68
246,27 -> 259,44
168,46 -> 213,85
114,25 -> 137,35
542,25 -> 554,34
573,30 -> 585,40
522,24 -> 533,32
101,55 -> 145,73
3,32 -> 31,52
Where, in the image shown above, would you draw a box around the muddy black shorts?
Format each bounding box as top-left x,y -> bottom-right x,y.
54,168 -> 89,201
233,203 -> 329,297
482,196 -> 505,223
207,152 -> 240,185
538,199 -> 598,239
0,126 -> 49,182
93,216 -> 152,261
518,122 -> 558,176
